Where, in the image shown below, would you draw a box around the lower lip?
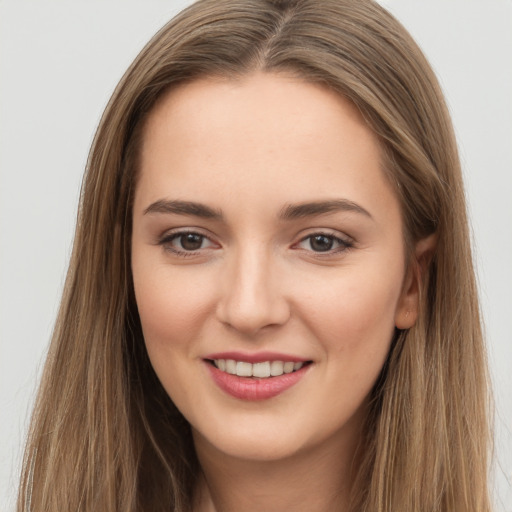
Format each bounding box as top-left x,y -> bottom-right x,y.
205,362 -> 310,401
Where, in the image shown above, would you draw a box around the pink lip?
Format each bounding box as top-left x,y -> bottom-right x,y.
204,360 -> 311,401
205,351 -> 309,364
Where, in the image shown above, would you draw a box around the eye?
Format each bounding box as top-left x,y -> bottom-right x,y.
297,233 -> 352,253
159,231 -> 216,254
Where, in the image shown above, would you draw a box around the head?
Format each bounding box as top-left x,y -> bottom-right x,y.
19,1 -> 490,511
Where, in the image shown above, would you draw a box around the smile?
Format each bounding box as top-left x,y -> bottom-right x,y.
205,356 -> 312,401
211,359 -> 306,378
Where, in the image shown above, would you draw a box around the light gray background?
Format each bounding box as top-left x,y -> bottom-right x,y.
1,1 -> 511,510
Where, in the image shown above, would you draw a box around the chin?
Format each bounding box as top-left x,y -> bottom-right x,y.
189,403 -> 362,466
193,426 -> 308,463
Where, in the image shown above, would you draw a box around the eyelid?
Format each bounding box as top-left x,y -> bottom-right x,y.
292,229 -> 354,254
157,227 -> 220,256
155,227 -> 354,257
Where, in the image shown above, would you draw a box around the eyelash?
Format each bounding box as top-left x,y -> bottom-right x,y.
157,230 -> 354,257
158,230 -> 217,257
295,232 -> 354,255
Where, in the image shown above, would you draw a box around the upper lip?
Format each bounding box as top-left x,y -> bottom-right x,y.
204,351 -> 310,364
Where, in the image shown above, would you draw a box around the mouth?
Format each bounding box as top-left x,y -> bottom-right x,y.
206,358 -> 311,379
203,352 -> 313,400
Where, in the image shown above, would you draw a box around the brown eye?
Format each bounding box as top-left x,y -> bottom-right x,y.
296,233 -> 352,254
178,233 -> 205,251
160,231 -> 216,254
309,235 -> 334,252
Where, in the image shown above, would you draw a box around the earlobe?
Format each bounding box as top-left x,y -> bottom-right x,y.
394,233 -> 437,329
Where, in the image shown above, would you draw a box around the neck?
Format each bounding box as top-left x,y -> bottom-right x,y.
192,425 -> 362,512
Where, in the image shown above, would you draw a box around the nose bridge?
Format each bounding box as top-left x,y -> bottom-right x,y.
216,242 -> 289,335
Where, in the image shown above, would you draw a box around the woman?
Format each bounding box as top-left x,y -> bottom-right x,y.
17,0 -> 492,511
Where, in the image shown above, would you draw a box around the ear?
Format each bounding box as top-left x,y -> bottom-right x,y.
394,233 -> 437,329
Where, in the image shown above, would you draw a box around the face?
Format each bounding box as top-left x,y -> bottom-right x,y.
131,73 -> 418,464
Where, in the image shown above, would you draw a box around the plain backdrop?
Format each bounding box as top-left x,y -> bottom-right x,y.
1,1 -> 511,510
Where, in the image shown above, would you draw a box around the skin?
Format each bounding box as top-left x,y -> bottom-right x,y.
131,72 -> 424,511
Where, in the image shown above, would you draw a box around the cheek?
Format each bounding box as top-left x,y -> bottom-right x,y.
295,263 -> 403,358
132,262 -> 218,405
132,260 -> 216,353
307,271 -> 401,412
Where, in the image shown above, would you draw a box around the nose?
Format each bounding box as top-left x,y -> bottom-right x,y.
215,247 -> 291,336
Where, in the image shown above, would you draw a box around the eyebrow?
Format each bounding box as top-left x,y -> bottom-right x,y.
144,199 -> 223,219
143,198 -> 372,221
279,199 -> 372,220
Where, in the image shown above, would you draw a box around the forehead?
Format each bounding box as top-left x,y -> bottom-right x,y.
135,72 -> 398,224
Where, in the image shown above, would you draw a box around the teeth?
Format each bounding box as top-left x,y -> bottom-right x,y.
213,359 -> 305,378
225,359 -> 236,374
236,361 -> 252,377
270,361 -> 284,376
283,362 -> 295,374
253,362 -> 271,378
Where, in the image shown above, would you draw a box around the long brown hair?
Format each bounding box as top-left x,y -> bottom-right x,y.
17,1 -> 492,510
